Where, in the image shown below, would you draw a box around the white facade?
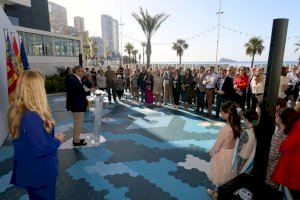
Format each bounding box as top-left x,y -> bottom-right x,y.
113,19 -> 119,54
74,16 -> 85,33
15,26 -> 82,75
48,1 -> 68,34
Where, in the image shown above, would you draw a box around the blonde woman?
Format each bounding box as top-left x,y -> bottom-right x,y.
153,69 -> 163,106
8,70 -> 64,200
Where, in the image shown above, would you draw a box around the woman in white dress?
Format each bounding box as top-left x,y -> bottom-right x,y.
153,69 -> 163,106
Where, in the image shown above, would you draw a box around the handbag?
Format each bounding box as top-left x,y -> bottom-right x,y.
218,173 -> 283,200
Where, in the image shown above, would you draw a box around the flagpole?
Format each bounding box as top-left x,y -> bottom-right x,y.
215,0 -> 223,65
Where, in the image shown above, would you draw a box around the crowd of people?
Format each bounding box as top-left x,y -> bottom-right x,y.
6,62 -> 300,199
72,64 -> 300,119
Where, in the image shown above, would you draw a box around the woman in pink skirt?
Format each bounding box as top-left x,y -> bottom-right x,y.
207,101 -> 241,199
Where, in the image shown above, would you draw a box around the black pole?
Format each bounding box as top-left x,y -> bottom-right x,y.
79,53 -> 83,66
264,18 -> 288,121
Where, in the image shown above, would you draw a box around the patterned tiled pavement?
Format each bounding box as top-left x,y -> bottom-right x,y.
0,93 -> 224,200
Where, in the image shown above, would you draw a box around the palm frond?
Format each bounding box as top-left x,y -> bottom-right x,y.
172,39 -> 188,57
245,36 -> 265,56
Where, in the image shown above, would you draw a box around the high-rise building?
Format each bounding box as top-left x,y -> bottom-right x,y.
74,16 -> 84,33
48,1 -> 67,34
101,14 -> 113,56
4,0 -> 50,31
64,26 -> 79,36
112,19 -> 119,54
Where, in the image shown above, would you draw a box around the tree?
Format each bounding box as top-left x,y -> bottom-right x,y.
141,42 -> 146,64
295,41 -> 300,64
132,49 -> 139,63
124,42 -> 134,63
245,37 -> 265,68
132,7 -> 169,66
83,43 -> 91,60
91,41 -> 98,58
172,39 -> 189,65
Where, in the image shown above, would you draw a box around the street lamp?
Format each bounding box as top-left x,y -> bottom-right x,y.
119,16 -> 124,67
216,0 -> 223,65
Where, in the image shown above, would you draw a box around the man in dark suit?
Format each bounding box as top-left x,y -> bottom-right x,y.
214,68 -> 235,118
66,66 -> 88,146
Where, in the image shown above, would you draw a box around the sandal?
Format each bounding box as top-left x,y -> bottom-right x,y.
207,189 -> 218,200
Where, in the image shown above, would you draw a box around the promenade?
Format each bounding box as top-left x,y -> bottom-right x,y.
0,93 -> 224,200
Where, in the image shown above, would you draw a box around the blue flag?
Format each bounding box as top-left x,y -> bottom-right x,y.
20,40 -> 29,70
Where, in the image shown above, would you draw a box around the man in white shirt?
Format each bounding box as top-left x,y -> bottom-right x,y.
203,66 -> 218,117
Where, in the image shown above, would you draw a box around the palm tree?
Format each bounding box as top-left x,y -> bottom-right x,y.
295,41 -> 300,64
132,7 -> 169,66
172,39 -> 189,65
141,42 -> 146,64
124,42 -> 134,63
132,49 -> 139,63
245,37 -> 265,68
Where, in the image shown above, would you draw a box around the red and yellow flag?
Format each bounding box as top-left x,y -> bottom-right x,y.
12,36 -> 24,73
6,33 -> 18,104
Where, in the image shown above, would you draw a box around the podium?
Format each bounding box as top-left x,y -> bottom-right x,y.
86,90 -> 105,144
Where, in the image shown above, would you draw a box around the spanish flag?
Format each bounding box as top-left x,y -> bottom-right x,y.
12,36 -> 23,73
6,33 -> 18,104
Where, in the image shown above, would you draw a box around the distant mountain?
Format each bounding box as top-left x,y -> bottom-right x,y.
219,58 -> 238,63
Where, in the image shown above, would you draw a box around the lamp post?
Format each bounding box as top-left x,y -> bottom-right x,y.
215,0 -> 223,65
119,13 -> 124,67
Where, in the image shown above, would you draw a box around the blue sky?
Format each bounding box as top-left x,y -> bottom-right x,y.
51,0 -> 300,62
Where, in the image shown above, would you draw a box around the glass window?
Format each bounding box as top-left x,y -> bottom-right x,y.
33,34 -> 43,56
67,39 -> 74,56
61,38 -> 68,56
54,37 -> 61,56
43,35 -> 53,56
73,40 -> 80,56
23,32 -> 34,56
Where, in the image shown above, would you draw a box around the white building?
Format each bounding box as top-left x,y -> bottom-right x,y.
17,25 -> 82,75
48,1 -> 68,34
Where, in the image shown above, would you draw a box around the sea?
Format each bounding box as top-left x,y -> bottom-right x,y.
149,61 -> 298,70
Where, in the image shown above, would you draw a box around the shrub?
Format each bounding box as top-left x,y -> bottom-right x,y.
45,67 -> 67,94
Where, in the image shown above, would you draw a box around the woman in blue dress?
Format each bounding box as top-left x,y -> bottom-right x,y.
8,70 -> 64,200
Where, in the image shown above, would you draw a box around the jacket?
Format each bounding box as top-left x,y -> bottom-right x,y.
11,111 -> 61,188
66,74 -> 88,112
272,120 -> 300,190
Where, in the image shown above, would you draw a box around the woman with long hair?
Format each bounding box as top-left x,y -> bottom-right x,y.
207,101 -> 241,199
265,108 -> 299,189
8,70 -> 64,200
